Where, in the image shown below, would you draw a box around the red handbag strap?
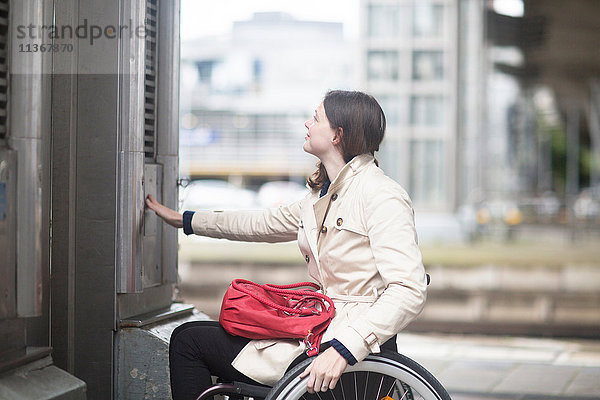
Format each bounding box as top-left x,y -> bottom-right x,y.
231,279 -> 334,317
264,282 -> 320,290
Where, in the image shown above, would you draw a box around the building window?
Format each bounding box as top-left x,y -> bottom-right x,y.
378,95 -> 407,127
368,4 -> 411,38
367,51 -> 399,81
409,139 -> 445,207
252,59 -> 262,83
410,95 -> 445,126
413,51 -> 444,81
413,3 -> 444,38
196,61 -> 216,83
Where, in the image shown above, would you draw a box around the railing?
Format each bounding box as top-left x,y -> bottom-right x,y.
180,128 -> 316,176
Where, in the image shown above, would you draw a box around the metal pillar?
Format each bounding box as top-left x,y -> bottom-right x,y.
566,106 -> 580,229
50,0 -> 79,373
50,0 -> 183,398
50,0 -> 120,396
1,0 -> 86,398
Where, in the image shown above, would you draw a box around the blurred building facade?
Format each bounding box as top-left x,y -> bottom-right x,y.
179,12 -> 356,185
362,0 -> 600,222
361,0 -> 482,212
180,2 -> 600,226
180,5 -> 479,213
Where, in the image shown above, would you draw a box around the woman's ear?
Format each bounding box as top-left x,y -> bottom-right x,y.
332,127 -> 343,145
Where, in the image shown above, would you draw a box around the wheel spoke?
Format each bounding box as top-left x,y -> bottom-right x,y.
398,384 -> 410,400
375,375 -> 384,400
267,353 -> 449,400
384,379 -> 398,398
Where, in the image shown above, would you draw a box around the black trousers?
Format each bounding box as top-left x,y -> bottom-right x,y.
169,320 -> 397,400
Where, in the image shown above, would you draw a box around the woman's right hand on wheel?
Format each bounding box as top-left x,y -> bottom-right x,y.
145,194 -> 184,228
300,347 -> 347,393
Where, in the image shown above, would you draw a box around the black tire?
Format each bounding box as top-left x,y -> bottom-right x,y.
266,350 -> 451,400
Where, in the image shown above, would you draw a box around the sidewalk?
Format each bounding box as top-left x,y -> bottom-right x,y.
397,333 -> 600,399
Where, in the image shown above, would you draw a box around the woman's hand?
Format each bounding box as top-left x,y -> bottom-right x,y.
145,194 -> 183,228
299,347 -> 348,393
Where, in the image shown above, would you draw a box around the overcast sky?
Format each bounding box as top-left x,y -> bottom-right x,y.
180,0 -> 360,40
180,0 -> 524,40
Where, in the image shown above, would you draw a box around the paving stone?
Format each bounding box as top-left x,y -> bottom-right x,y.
498,266 -> 561,291
493,364 -> 580,395
564,367 -> 600,396
563,265 -> 600,292
410,358 -> 452,377
437,361 -> 515,393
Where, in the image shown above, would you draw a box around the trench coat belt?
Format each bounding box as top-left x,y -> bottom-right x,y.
325,292 -> 378,303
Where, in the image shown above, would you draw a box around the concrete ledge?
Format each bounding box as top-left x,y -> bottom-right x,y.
0,347 -> 52,375
116,308 -> 211,400
0,356 -> 86,400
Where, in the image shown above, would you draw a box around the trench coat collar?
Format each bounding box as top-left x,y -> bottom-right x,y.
328,153 -> 375,193
302,154 -> 376,268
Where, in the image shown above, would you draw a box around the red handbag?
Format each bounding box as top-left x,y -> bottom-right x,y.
219,279 -> 335,356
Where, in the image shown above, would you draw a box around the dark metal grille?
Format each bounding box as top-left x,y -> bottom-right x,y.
0,0 -> 8,140
144,0 -> 158,161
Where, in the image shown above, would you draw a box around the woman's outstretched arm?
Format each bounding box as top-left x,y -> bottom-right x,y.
145,194 -> 183,228
146,193 -> 305,243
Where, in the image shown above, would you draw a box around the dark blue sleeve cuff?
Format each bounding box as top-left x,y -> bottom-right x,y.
330,339 -> 358,365
183,211 -> 195,235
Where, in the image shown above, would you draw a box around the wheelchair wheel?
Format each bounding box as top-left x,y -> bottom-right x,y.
266,350 -> 450,400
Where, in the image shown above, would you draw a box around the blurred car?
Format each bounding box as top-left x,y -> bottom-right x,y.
475,200 -> 523,240
537,191 -> 561,219
574,187 -> 600,221
476,200 -> 523,226
518,191 -> 563,224
179,179 -> 259,211
257,181 -> 308,208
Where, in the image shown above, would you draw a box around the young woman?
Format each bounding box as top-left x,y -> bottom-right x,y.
146,90 -> 427,400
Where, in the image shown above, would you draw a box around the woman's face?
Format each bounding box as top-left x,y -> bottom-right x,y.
303,102 -> 338,159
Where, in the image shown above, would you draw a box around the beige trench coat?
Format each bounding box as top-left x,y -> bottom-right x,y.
190,154 -> 427,385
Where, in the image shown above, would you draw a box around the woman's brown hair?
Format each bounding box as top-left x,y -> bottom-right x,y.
307,90 -> 386,191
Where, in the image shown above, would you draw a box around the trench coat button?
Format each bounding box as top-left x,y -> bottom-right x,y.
336,218 -> 343,226
305,255 -> 310,263
321,226 -> 327,234
331,193 -> 338,201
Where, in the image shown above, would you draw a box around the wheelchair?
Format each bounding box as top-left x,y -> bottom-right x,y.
194,349 -> 451,400
196,275 -> 447,400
